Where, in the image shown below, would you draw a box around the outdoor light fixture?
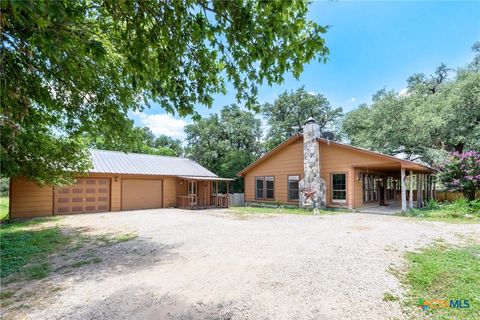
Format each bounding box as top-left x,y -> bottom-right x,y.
357,173 -> 362,182
115,176 -> 118,182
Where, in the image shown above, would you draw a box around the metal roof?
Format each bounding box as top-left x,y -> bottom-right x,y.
90,149 -> 218,177
178,176 -> 235,181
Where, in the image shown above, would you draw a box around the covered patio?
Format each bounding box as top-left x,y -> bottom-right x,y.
176,176 -> 235,209
353,161 -> 436,214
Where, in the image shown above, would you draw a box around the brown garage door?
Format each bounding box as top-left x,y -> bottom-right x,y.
122,179 -> 163,210
54,178 -> 110,214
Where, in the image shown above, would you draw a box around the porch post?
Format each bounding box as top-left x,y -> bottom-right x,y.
226,181 -> 229,207
418,174 -> 424,208
401,167 -> 407,213
216,181 -> 219,206
409,171 -> 414,209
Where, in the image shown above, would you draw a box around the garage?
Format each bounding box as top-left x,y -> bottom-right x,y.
122,179 -> 163,210
54,178 -> 111,214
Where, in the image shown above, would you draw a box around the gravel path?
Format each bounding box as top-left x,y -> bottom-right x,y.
15,209 -> 480,320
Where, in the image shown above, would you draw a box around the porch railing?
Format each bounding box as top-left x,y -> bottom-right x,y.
211,194 -> 228,208
177,194 -> 229,209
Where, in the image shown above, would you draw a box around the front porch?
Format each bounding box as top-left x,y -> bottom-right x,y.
354,163 -> 436,213
175,176 -> 234,209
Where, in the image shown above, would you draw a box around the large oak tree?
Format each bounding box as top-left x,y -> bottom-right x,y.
1,0 -> 329,184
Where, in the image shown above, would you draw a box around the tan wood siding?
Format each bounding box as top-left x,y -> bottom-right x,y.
10,178 -> 54,218
163,177 -> 177,207
243,139 -> 412,209
121,179 -> 163,210
244,139 -> 304,204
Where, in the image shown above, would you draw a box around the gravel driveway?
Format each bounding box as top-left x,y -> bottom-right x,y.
16,209 -> 480,320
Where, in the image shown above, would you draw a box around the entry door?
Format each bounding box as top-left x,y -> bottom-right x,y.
188,180 -> 198,205
55,178 -> 110,214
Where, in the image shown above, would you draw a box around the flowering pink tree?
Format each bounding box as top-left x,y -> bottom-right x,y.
437,151 -> 480,201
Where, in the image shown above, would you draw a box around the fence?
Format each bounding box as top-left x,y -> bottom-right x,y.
435,190 -> 480,202
224,193 -> 244,206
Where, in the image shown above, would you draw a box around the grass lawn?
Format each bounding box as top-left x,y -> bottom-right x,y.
1,196 -> 9,221
403,244 -> 480,319
403,198 -> 480,223
230,206 -> 347,215
0,217 -> 67,280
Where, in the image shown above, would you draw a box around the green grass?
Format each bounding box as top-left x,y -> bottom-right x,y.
403,198 -> 480,223
71,257 -> 102,268
230,206 -> 347,216
403,244 -> 480,319
0,196 -> 9,221
383,292 -> 400,302
0,218 -> 69,279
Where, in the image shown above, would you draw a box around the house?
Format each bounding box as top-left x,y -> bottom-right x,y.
9,150 -> 233,218
237,118 -> 435,212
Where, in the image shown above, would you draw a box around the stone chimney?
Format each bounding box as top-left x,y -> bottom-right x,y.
299,117 -> 326,208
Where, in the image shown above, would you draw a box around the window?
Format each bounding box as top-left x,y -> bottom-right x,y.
362,173 -> 378,202
256,178 -> 264,199
255,176 -> 275,200
332,174 -> 346,203
288,175 -> 300,201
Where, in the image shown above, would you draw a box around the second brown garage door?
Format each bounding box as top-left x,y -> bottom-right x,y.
121,179 -> 163,210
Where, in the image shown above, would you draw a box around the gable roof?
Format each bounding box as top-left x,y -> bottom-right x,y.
237,135 -> 302,176
237,135 -> 434,176
90,149 -> 217,177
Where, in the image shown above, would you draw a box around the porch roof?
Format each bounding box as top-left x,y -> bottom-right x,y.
177,175 -> 235,181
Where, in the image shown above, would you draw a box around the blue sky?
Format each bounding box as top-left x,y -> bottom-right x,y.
131,0 -> 480,139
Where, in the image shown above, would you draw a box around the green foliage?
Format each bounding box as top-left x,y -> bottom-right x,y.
436,151 -> 480,201
262,87 -> 343,150
0,220 -> 70,278
404,245 -> 480,320
405,198 -> 480,221
87,125 -> 183,156
0,178 -> 9,196
424,199 -> 441,210
342,42 -> 480,165
185,105 -> 263,192
2,0 -> 328,185
0,196 -> 8,221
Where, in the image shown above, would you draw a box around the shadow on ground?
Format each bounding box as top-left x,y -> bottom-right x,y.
1,225 -> 181,320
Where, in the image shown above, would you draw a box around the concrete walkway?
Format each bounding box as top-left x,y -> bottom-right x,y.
356,202 -> 403,215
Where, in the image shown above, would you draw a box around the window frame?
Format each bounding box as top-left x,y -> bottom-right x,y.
330,172 -> 347,204
255,176 -> 275,200
287,174 -> 301,202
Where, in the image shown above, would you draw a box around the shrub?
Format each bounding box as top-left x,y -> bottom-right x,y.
436,151 -> 480,201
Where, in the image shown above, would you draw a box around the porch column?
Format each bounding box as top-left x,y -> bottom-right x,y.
401,167 -> 407,213
409,171 -> 414,209
216,181 -> 219,206
226,181 -> 229,207
417,174 -> 423,208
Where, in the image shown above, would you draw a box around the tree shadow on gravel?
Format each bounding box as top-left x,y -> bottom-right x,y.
1,225 -> 181,320
42,285 -> 236,320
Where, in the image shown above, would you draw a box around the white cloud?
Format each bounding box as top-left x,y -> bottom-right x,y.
350,97 -> 356,102
134,112 -> 189,139
399,88 -> 409,97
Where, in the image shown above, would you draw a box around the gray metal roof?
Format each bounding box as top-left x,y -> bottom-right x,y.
89,149 -> 217,177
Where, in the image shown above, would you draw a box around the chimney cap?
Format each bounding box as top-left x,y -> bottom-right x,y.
304,117 -> 317,125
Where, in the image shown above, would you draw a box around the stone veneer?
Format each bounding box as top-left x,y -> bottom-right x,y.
299,117 -> 326,208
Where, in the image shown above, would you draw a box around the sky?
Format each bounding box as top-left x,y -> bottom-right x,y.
130,0 -> 480,140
